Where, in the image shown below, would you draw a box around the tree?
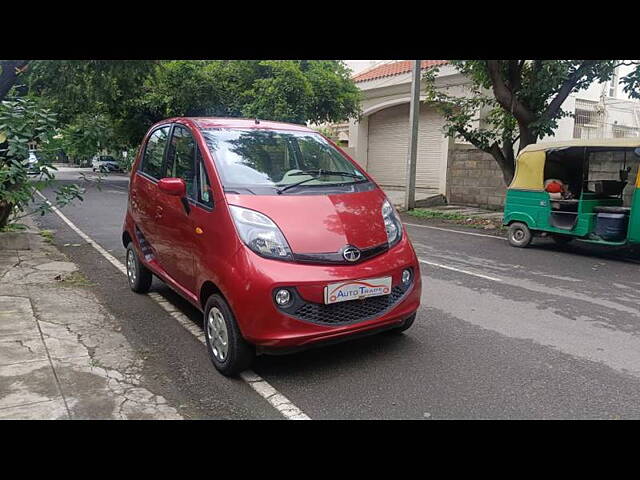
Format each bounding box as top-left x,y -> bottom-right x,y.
424,60 -> 638,184
26,60 -> 361,151
26,60 -> 158,150
0,96 -> 83,229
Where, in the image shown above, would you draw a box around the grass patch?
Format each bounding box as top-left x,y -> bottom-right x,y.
39,230 -> 55,244
406,208 -> 507,233
406,209 -> 467,221
0,223 -> 28,232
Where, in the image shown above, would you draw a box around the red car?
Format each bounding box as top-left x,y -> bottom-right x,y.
123,117 -> 421,375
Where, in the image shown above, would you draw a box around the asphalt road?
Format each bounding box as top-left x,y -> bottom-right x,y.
34,167 -> 640,419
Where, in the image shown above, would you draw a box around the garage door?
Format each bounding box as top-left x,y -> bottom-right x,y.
367,102 -> 446,190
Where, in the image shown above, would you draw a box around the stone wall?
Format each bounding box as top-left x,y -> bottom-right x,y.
446,144 -> 506,210
446,145 -> 639,209
588,151 -> 639,207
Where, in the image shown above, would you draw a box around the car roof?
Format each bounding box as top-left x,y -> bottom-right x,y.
159,117 -> 315,133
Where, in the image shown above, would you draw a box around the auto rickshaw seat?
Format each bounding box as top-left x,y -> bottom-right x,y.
593,206 -> 631,215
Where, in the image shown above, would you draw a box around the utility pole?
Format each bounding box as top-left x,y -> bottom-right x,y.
404,60 -> 421,211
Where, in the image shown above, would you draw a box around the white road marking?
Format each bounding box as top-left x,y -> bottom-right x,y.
419,259 -> 503,283
35,191 -> 311,420
405,222 -> 507,240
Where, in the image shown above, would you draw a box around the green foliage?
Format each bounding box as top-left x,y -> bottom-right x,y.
0,96 -> 84,228
60,113 -> 116,164
242,61 -> 313,123
137,60 -> 361,126
26,60 -> 361,152
621,66 -> 640,99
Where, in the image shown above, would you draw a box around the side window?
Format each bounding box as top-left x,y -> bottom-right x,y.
141,126 -> 170,179
197,149 -> 214,208
165,126 -> 196,199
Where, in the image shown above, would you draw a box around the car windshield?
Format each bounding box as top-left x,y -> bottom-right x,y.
100,156 -> 116,162
202,128 -> 368,194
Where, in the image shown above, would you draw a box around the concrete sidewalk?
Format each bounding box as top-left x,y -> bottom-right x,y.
0,219 -> 181,419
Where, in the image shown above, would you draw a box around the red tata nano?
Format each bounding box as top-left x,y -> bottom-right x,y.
123,117 -> 421,375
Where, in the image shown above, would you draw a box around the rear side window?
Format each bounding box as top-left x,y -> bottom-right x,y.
141,126 -> 170,179
165,126 -> 197,200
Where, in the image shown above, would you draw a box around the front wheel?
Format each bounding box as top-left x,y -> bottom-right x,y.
126,242 -> 152,293
507,222 -> 533,248
204,294 -> 255,376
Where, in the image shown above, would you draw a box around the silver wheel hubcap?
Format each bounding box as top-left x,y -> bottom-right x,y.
127,250 -> 137,285
207,307 -> 229,362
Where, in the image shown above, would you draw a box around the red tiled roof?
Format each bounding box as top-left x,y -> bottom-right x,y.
352,60 -> 448,83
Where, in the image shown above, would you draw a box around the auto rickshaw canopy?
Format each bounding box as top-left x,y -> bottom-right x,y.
509,138 -> 640,191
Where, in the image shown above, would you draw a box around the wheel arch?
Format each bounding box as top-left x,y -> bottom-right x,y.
504,212 -> 536,229
122,229 -> 133,249
200,280 -> 226,311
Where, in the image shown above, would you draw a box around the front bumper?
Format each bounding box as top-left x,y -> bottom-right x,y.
225,234 -> 421,349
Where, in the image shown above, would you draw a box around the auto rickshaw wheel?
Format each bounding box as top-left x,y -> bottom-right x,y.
507,222 -> 532,248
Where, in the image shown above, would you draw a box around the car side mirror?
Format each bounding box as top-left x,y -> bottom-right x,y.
158,177 -> 186,197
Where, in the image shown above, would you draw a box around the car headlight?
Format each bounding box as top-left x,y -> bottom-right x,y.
229,205 -> 293,261
382,199 -> 403,247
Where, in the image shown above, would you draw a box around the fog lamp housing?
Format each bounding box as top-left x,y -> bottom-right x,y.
275,289 -> 292,306
402,268 -> 412,285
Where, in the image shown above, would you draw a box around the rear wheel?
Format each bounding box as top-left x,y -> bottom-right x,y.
508,222 -> 533,248
204,294 -> 255,376
126,242 -> 152,293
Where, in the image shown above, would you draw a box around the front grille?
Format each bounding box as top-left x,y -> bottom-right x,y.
292,242 -> 389,265
284,285 -> 409,326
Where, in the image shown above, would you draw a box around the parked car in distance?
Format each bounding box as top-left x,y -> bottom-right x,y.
92,155 -> 123,173
122,117 -> 422,375
25,151 -> 40,175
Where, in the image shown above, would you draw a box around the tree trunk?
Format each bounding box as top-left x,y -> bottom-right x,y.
517,122 -> 538,154
486,142 -> 515,186
0,202 -> 12,230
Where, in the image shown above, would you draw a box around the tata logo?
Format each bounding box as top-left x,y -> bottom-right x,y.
342,246 -> 361,262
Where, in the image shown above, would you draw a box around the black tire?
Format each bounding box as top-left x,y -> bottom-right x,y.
508,222 -> 533,248
551,234 -> 573,245
386,313 -> 416,334
204,294 -> 255,376
125,242 -> 152,293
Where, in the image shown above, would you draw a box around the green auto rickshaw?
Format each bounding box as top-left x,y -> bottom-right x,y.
503,139 -> 640,248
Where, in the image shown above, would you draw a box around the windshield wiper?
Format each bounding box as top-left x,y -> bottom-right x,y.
287,169 -> 363,179
276,170 -> 365,194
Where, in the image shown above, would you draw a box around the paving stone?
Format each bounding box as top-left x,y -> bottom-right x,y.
0,360 -> 60,409
0,398 -> 69,420
0,335 -> 48,365
0,296 -> 39,338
